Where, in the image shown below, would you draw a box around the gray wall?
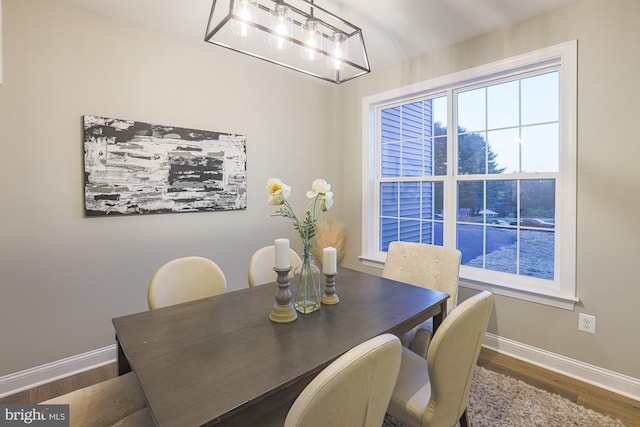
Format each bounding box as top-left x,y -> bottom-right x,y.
1,0 -> 639,386
334,0 -> 640,380
0,0 -> 335,376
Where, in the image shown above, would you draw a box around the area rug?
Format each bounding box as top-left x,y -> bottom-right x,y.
383,366 -> 626,427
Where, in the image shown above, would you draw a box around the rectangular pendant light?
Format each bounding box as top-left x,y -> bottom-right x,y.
205,0 -> 370,84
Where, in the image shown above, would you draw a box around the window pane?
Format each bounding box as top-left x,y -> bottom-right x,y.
399,182 -> 420,218
380,182 -> 398,216
458,132 -> 487,174
433,96 -> 447,136
458,180 -> 484,220
487,128 -> 520,174
422,181 -> 443,219
400,219 -> 421,242
402,102 -> 422,140
433,136 -> 447,176
457,224 -> 483,266
381,106 -> 400,142
520,229 -> 555,280
520,179 -> 555,224
487,80 -> 519,130
485,227 -> 517,274
381,142 -> 400,178
423,138 -> 434,176
380,218 -> 398,252
422,221 -> 443,245
457,88 -> 486,133
402,140 -> 422,177
486,180 -> 517,220
521,123 -> 559,173
522,72 -> 559,125
423,181 -> 444,246
423,100 -> 433,138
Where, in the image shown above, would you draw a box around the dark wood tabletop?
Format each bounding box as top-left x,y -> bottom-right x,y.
112,268 -> 448,427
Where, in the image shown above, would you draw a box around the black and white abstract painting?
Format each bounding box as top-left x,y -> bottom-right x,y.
83,115 -> 246,216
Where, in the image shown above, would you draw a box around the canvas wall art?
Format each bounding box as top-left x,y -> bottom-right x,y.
83,115 -> 246,216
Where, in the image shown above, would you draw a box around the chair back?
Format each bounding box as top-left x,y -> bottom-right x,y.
383,241 -> 461,311
248,245 -> 302,287
425,290 -> 494,426
148,256 -> 227,309
285,334 -> 402,427
40,372 -> 147,427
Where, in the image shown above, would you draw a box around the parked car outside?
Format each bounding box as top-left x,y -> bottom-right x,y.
491,219 -> 510,225
509,218 -> 555,228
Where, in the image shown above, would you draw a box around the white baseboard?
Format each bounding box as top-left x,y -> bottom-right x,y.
0,345 -> 117,399
483,332 -> 640,401
2,338 -> 639,402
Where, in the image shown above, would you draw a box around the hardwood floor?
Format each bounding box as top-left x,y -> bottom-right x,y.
2,348 -> 638,426
0,363 -> 117,406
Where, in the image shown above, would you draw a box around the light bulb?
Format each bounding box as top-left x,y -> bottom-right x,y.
232,0 -> 256,38
269,3 -> 292,49
301,19 -> 322,61
327,31 -> 347,70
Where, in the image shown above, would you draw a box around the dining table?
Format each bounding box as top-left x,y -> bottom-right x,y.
112,267 -> 449,427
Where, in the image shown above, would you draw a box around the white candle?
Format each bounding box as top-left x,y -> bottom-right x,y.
274,238 -> 290,269
323,246 -> 337,275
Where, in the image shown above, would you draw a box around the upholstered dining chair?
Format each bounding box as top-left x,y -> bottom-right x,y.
262,334 -> 402,427
386,291 -> 494,427
40,372 -> 152,427
147,256 -> 227,310
382,241 -> 462,358
248,245 -> 302,287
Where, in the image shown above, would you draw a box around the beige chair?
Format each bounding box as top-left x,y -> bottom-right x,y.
248,245 -> 302,287
40,372 -> 152,427
263,333 -> 402,427
382,241 -> 462,358
386,291 -> 494,427
147,256 -> 227,309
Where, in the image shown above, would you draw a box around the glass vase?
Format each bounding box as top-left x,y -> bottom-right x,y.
293,250 -> 321,314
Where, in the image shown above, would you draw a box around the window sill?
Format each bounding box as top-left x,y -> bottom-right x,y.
359,254 -> 577,310
459,277 -> 577,310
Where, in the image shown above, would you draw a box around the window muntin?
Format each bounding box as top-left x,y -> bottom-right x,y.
363,42 -> 577,308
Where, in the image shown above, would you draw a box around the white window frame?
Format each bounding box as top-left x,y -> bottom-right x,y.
361,41 -> 577,309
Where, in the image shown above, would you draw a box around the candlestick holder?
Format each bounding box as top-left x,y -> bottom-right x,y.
321,273 -> 339,305
269,267 -> 298,323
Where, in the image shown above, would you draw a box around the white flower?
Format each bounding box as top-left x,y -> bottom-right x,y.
306,178 -> 332,198
321,193 -> 334,211
266,178 -> 291,206
267,177 -> 335,244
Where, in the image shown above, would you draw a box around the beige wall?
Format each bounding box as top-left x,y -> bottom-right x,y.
0,0 -> 334,376
335,0 -> 640,380
1,0 -> 639,386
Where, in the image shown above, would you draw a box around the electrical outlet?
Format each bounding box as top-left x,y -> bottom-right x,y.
578,313 -> 596,334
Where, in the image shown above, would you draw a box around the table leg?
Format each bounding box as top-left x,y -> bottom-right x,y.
116,335 -> 132,376
432,300 -> 447,333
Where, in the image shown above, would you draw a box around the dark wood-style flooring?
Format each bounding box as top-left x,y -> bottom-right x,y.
2,348 -> 638,426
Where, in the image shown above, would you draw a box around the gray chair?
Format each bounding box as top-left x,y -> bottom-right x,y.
382,241 -> 462,358
386,291 -> 494,427
147,256 -> 227,309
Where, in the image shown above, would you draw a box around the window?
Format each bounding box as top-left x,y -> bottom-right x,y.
362,41 -> 577,309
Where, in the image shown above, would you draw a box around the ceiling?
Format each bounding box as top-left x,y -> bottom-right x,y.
58,0 -> 576,70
